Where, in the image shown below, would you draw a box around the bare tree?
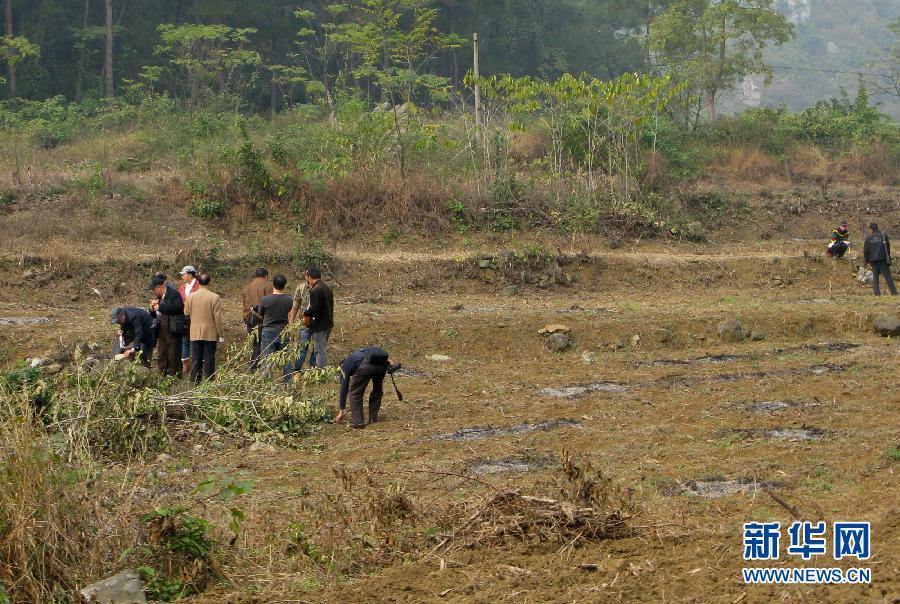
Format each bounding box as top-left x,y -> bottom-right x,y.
75,0 -> 90,101
104,0 -> 113,98
4,0 -> 14,98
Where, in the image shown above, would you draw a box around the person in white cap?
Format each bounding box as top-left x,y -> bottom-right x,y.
177,265 -> 200,375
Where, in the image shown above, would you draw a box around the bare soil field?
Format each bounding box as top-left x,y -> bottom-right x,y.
0,185 -> 898,603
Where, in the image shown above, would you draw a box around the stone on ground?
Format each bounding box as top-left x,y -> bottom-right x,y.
857,267 -> 873,284
546,332 -> 574,353
80,569 -> 146,604
426,354 -> 452,362
581,351 -> 596,364
538,324 -> 570,335
718,319 -> 745,343
873,314 -> 900,337
750,328 -> 765,341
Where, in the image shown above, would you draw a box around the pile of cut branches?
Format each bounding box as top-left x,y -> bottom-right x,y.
437,451 -> 634,551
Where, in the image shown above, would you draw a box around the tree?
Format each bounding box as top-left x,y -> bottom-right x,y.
343,0 -> 463,176
154,23 -> 262,107
0,33 -> 38,91
649,0 -> 794,121
868,18 -> 900,102
104,0 -> 113,98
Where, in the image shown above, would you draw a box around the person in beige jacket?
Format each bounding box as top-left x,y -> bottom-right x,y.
184,274 -> 224,383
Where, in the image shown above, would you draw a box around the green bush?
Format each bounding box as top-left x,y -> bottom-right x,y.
191,198 -> 225,219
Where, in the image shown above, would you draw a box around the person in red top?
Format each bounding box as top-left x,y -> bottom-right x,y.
177,265 -> 200,375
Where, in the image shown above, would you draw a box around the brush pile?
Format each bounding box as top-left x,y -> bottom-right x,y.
438,451 -> 634,550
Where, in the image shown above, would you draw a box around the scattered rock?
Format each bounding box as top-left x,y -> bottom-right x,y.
249,441 -> 277,453
156,453 -> 172,464
467,454 -> 555,475
612,339 -> 625,350
80,569 -> 146,604
546,332 -> 574,353
0,316 -> 51,326
540,381 -> 628,399
671,478 -> 775,499
629,334 -> 641,347
43,363 -> 63,375
30,358 -> 46,368
500,285 -> 519,297
873,314 -> 900,337
538,324 -> 570,335
21,269 -> 37,279
450,304 -> 464,312
478,258 -> 494,269
426,354 -> 452,362
750,328 -> 766,342
92,287 -> 103,296
718,319 -> 745,343
857,267 -> 873,285
581,351 -> 596,365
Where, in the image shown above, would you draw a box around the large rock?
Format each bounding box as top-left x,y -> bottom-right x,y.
80,570 -> 146,604
538,324 -> 570,335
873,314 -> 900,337
718,319 -> 745,343
546,332 -> 574,353
857,267 -> 873,285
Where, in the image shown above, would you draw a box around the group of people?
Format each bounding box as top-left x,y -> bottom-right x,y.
111,266 -> 223,382
111,265 -> 397,428
826,221 -> 896,296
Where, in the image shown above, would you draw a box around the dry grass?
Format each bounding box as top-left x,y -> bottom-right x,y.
0,398 -> 98,601
710,145 -> 782,183
836,142 -> 900,185
509,127 -> 550,164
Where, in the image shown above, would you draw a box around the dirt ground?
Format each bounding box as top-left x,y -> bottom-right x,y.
0,184 -> 898,603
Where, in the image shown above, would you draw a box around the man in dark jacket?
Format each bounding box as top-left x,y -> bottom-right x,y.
150,275 -> 186,376
111,306 -> 156,367
863,222 -> 897,296
336,346 -> 393,428
289,267 -> 334,374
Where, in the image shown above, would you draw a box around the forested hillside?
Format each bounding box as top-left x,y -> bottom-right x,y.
2,0 -> 898,115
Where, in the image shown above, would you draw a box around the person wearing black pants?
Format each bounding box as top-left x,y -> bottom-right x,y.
337,347 -> 390,428
863,222 -> 897,296
190,340 -> 217,383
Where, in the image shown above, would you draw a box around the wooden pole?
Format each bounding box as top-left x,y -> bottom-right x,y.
473,32 -> 481,134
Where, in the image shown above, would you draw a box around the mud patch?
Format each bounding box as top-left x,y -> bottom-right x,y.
539,381 -> 628,399
466,454 -> 556,475
736,400 -> 821,414
734,426 -> 829,441
639,343 -> 859,367
433,418 -> 581,442
664,363 -> 847,388
0,316 -> 50,326
542,364 -> 847,399
561,305 -> 609,315
667,477 -> 775,499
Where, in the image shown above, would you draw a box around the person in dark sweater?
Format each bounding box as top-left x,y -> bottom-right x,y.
256,274 -> 293,369
288,267 -> 334,376
336,346 -> 393,427
863,222 -> 897,296
150,275 -> 186,376
111,306 -> 156,367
